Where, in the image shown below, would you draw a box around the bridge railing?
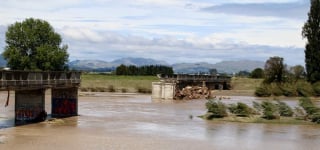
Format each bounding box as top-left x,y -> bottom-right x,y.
159,74 -> 231,82
0,71 -> 81,90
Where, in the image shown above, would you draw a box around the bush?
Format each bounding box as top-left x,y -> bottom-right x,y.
108,85 -> 116,92
255,84 -> 272,97
253,101 -> 262,112
276,101 -> 293,117
121,88 -> 128,93
299,97 -> 320,115
280,85 -> 297,97
312,82 -> 320,96
271,84 -> 283,96
205,99 -> 228,118
136,87 -> 152,93
296,82 -> 314,97
261,101 -> 279,120
228,102 -> 256,117
311,112 -> 320,124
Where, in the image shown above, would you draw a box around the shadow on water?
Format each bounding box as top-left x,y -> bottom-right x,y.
0,118 -> 15,129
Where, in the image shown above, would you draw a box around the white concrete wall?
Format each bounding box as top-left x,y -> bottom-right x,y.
151,82 -> 162,99
152,82 -> 175,100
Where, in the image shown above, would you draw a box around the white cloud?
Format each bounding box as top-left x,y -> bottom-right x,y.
0,0 -> 310,66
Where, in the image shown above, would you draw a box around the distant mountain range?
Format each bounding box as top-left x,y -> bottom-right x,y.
0,56 -> 264,73
68,57 -> 265,74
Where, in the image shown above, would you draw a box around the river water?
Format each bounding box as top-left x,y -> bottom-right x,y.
0,92 -> 320,150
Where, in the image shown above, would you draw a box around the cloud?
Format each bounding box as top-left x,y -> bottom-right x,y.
61,27 -> 105,42
60,29 -> 305,65
0,25 -> 7,50
201,1 -> 309,20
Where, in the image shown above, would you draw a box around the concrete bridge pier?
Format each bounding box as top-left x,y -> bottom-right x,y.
51,87 -> 78,117
15,89 -> 46,124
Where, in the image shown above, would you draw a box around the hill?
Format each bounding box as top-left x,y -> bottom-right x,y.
69,58 -> 265,74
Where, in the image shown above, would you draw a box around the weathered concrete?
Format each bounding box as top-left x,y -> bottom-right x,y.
0,70 -> 81,124
15,89 -> 46,123
151,82 -> 176,100
52,87 -> 78,117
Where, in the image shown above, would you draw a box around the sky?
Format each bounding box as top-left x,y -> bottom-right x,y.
0,0 -> 311,65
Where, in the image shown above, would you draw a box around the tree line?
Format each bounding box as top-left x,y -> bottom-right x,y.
115,64 -> 174,76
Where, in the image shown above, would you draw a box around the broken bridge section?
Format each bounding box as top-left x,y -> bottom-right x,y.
152,74 -> 231,100
0,71 -> 81,124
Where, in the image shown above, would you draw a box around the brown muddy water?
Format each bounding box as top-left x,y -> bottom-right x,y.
0,91 -> 320,150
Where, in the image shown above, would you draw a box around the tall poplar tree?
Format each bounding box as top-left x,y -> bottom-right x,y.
302,0 -> 320,83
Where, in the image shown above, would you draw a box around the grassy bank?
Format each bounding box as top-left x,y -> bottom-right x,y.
80,74 -> 263,95
213,77 -> 263,96
80,74 -> 158,93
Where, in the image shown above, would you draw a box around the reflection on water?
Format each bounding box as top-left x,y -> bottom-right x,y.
0,92 -> 320,150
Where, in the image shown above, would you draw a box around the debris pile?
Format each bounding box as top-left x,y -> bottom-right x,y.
175,86 -> 211,100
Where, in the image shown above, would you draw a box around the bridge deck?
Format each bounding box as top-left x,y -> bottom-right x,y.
158,74 -> 231,83
0,71 -> 81,90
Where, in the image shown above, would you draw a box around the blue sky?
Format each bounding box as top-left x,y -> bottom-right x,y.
0,0 -> 310,65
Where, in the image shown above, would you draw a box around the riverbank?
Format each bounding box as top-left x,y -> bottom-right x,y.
80,74 -> 262,96
200,115 -> 314,125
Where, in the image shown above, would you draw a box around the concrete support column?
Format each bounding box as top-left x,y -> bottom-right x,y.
52,87 -> 78,117
15,89 -> 45,123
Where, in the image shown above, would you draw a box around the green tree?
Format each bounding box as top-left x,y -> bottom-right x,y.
209,68 -> 218,75
2,18 -> 69,71
289,65 -> 305,83
115,64 -> 128,75
250,68 -> 264,78
264,56 -> 287,83
302,0 -> 320,83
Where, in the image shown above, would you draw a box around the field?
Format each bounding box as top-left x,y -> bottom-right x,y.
80,74 -> 158,93
80,74 -> 263,95
214,77 -> 263,96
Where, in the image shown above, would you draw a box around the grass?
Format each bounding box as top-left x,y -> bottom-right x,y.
80,74 -> 158,93
80,74 -> 263,95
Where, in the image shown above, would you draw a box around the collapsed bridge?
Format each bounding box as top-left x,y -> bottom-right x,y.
152,74 -> 231,100
0,70 -> 81,124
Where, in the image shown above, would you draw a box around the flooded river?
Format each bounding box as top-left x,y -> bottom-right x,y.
1,92 -> 320,150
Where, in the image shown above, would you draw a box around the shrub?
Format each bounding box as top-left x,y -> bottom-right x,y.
136,87 -> 152,93
253,101 -> 262,112
121,88 -> 128,93
280,85 -> 297,97
276,101 -> 293,117
228,102 -> 256,117
255,84 -> 272,97
294,107 -> 306,119
261,101 -> 279,120
108,85 -> 116,92
312,82 -> 320,96
205,99 -> 228,118
311,112 -> 320,124
271,84 -> 283,96
296,82 -> 314,97
299,97 -> 320,115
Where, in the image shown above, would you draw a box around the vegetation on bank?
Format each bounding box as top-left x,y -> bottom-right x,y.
202,97 -> 320,124
115,64 -> 173,76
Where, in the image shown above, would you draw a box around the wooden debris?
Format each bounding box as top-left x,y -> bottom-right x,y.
174,86 -> 211,100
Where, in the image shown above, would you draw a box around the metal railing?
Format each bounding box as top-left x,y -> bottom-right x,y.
158,74 -> 231,82
0,71 -> 81,90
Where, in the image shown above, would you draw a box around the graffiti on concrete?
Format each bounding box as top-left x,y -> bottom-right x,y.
15,103 -> 43,121
52,88 -> 78,117
52,98 -> 77,116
